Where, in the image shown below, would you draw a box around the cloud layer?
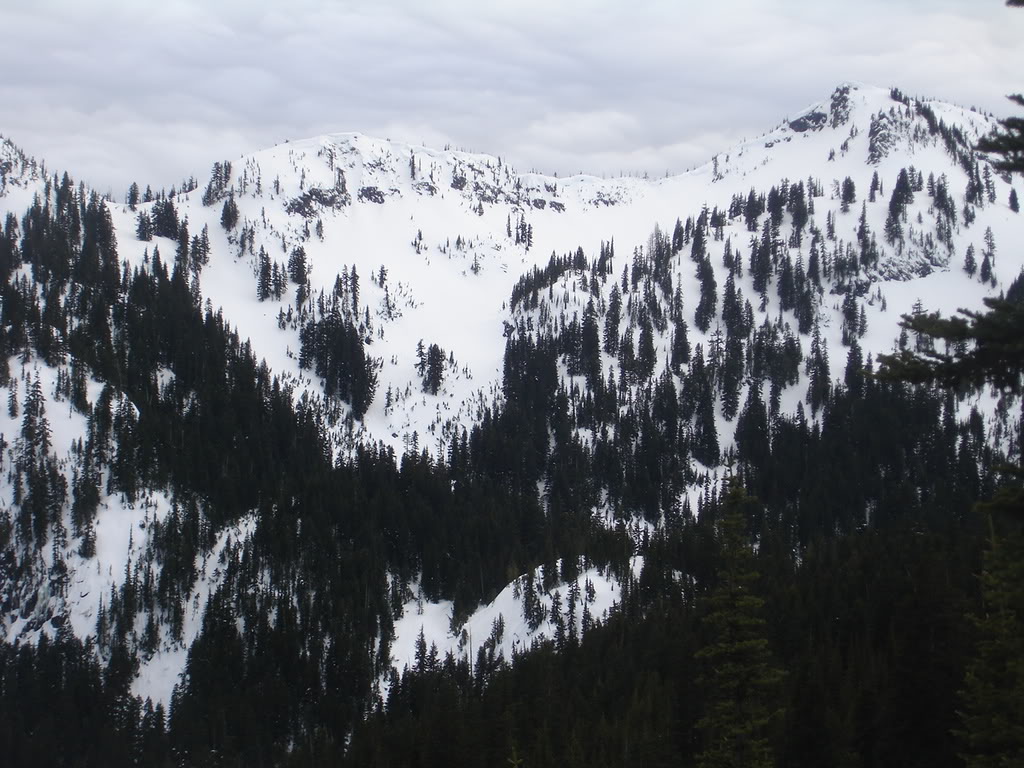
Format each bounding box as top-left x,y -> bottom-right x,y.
3,0 -> 1022,195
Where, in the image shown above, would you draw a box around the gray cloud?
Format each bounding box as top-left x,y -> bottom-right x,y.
2,0 -> 1021,196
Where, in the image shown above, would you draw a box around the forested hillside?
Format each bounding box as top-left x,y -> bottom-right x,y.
0,82 -> 1022,765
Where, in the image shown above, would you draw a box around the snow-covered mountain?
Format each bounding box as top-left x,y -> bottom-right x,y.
97,84 -> 1019,459
1,82 -> 1021,707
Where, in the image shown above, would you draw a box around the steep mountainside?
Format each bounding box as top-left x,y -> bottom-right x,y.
104,84 -> 1017,458
0,83 -> 1021,765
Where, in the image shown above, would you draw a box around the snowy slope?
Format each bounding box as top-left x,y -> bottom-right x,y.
387,556 -> 644,693
0,135 -> 46,216
2,82 -> 1023,706
99,82 -> 1018,688
0,354 -> 255,706
105,84 -> 1021,462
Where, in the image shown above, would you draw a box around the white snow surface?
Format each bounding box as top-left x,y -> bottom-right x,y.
100,84 -> 1023,461
388,557 -> 644,688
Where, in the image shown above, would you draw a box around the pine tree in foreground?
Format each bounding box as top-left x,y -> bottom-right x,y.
695,482 -> 784,768
956,525 -> 1024,768
877,242 -> 1024,767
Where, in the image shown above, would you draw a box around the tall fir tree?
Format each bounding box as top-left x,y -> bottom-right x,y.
956,526 -> 1024,768
695,482 -> 784,768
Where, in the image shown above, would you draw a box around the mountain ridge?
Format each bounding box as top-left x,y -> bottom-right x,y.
0,79 -> 1020,724
102,82 -> 1012,459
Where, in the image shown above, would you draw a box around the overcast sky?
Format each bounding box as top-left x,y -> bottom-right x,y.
3,0 -> 1022,197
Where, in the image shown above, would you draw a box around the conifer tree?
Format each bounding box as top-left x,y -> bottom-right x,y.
220,194 -> 239,231
951,7 -> 1024,762
840,176 -> 856,213
965,244 -> 978,277
956,529 -> 1024,768
135,212 -> 153,242
692,388 -> 719,467
735,383 -> 769,472
978,94 -> 1024,175
980,251 -> 993,284
877,274 -> 1024,394
127,182 -> 140,210
604,284 -> 622,355
695,482 -> 784,768
581,299 -> 602,386
257,247 -> 271,301
878,275 -> 1024,768
637,318 -> 656,381
424,343 -> 445,395
671,317 -> 691,373
695,257 -> 718,332
805,322 -> 830,414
